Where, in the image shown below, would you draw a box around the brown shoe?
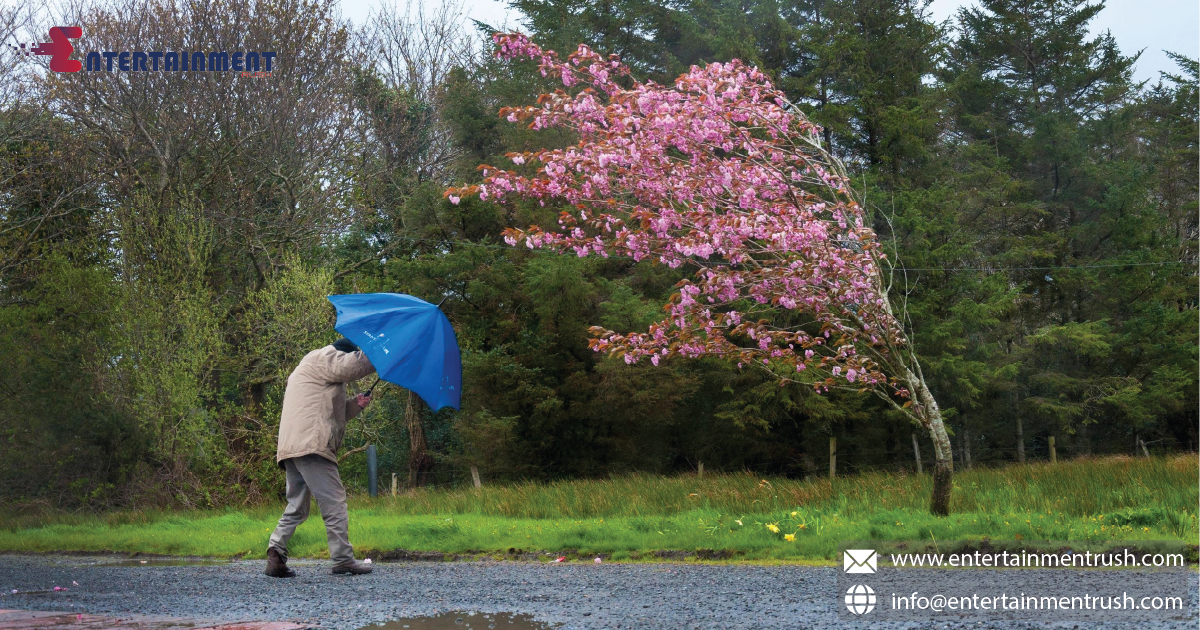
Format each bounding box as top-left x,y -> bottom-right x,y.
331,559 -> 373,575
264,547 -> 295,578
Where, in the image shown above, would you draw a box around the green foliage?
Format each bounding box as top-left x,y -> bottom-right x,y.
0,456 -> 1193,560
109,194 -> 223,468
0,258 -> 138,506
241,254 -> 337,390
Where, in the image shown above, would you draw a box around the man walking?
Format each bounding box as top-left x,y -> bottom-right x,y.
265,338 -> 376,577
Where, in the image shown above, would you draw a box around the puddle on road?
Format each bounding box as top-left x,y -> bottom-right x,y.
365,612 -> 557,630
102,559 -> 232,567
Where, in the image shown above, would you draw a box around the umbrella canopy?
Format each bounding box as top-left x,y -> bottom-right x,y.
328,293 -> 462,411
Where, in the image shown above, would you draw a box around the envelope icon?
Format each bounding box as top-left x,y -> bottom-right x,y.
844,549 -> 877,573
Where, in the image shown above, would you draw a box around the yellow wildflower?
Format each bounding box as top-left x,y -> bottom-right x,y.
784,534 -> 796,542
766,523 -> 780,533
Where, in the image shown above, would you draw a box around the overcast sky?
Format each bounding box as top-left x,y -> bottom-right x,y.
339,0 -> 1198,84
929,0 -> 1199,84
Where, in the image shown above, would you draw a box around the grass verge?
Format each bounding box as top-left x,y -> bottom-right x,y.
0,455 -> 1195,562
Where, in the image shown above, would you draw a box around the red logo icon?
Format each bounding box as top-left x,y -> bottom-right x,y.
13,26 -> 82,72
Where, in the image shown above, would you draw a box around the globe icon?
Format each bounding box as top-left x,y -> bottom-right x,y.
844,584 -> 876,615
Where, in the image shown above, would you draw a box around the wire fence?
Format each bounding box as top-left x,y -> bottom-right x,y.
341,437 -> 1195,496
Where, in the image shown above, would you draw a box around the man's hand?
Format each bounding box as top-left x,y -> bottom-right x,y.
356,393 -> 373,409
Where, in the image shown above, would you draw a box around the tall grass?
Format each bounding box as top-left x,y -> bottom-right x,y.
355,454 -> 1196,520
0,455 -> 1194,561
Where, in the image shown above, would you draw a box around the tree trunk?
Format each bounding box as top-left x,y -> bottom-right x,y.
406,391 -> 434,487
1016,415 -> 1026,464
912,371 -> 953,516
911,433 -> 923,474
874,252 -> 953,515
963,427 -> 972,469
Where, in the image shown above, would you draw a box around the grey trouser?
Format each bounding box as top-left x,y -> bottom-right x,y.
268,454 -> 355,564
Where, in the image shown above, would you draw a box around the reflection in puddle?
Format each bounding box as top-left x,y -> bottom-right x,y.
366,611 -> 556,630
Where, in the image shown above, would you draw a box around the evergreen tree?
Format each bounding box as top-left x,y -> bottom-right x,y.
928,0 -> 1197,460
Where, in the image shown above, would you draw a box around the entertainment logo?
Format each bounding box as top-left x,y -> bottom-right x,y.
8,26 -> 82,72
8,26 -> 276,77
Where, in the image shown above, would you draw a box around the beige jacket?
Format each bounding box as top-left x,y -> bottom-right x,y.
276,345 -> 376,465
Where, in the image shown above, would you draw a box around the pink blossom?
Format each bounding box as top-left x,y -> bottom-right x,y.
452,32 -> 912,403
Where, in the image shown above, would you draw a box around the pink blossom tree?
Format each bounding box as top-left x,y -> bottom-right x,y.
448,33 -> 956,516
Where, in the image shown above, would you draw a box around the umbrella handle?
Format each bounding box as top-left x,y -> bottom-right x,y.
364,376 -> 381,397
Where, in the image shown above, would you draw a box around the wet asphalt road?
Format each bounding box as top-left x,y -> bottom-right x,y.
0,555 -> 1195,630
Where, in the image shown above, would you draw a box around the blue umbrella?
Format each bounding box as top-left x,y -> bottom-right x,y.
328,293 -> 462,411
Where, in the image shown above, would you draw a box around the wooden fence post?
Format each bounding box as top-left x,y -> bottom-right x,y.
911,433 -> 923,474
367,444 -> 378,497
829,437 -> 837,479
391,473 -> 397,497
471,466 -> 482,489
1048,436 -> 1056,464
697,461 -> 704,477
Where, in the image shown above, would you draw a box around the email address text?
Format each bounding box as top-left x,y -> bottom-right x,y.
891,591 -> 1184,612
